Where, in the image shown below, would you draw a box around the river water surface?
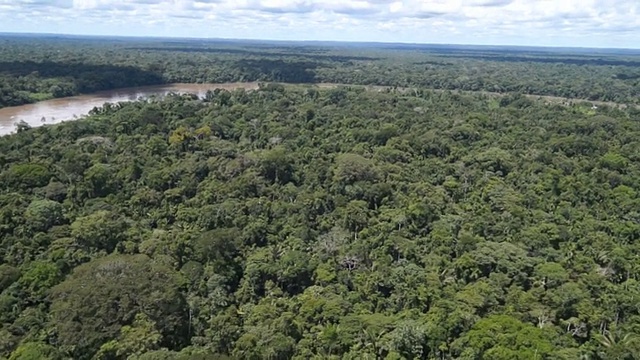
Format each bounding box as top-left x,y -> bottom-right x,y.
0,83 -> 260,136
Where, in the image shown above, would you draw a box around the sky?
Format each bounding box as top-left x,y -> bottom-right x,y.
0,0 -> 638,48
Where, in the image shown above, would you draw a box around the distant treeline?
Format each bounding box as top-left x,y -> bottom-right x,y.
0,36 -> 638,108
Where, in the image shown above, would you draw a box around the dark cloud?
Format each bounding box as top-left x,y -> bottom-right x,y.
253,3 -> 316,14
242,0 -> 388,16
130,0 -> 165,4
557,12 -> 594,20
471,0 -> 514,7
329,5 -> 380,16
600,25 -> 638,33
15,0 -> 73,9
410,10 -> 448,19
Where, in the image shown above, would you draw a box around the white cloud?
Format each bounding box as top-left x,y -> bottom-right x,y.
0,0 -> 638,48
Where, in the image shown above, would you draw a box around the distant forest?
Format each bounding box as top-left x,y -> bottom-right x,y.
0,35 -> 639,108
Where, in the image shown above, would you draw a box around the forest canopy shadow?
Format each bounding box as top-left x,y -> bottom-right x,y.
438,54 -> 640,67
126,46 -> 379,62
0,61 -> 166,92
232,59 -> 320,83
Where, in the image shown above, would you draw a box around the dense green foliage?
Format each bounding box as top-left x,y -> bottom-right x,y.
1,83 -> 640,359
1,35 -> 639,108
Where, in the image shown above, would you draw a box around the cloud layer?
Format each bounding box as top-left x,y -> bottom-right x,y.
1,0 -> 638,47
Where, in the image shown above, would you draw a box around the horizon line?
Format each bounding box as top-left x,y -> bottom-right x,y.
2,31 -> 640,53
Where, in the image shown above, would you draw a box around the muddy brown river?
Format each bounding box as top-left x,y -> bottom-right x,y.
0,83 -> 261,136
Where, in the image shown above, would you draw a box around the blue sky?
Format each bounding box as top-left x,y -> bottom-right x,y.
0,0 -> 638,48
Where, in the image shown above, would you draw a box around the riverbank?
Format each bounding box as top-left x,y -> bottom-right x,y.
1,81 -> 635,136
0,83 -> 262,135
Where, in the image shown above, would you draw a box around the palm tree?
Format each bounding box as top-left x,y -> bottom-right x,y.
597,328 -> 639,360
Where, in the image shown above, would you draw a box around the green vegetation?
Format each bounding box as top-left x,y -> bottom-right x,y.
1,80 -> 640,359
1,35 -> 639,109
